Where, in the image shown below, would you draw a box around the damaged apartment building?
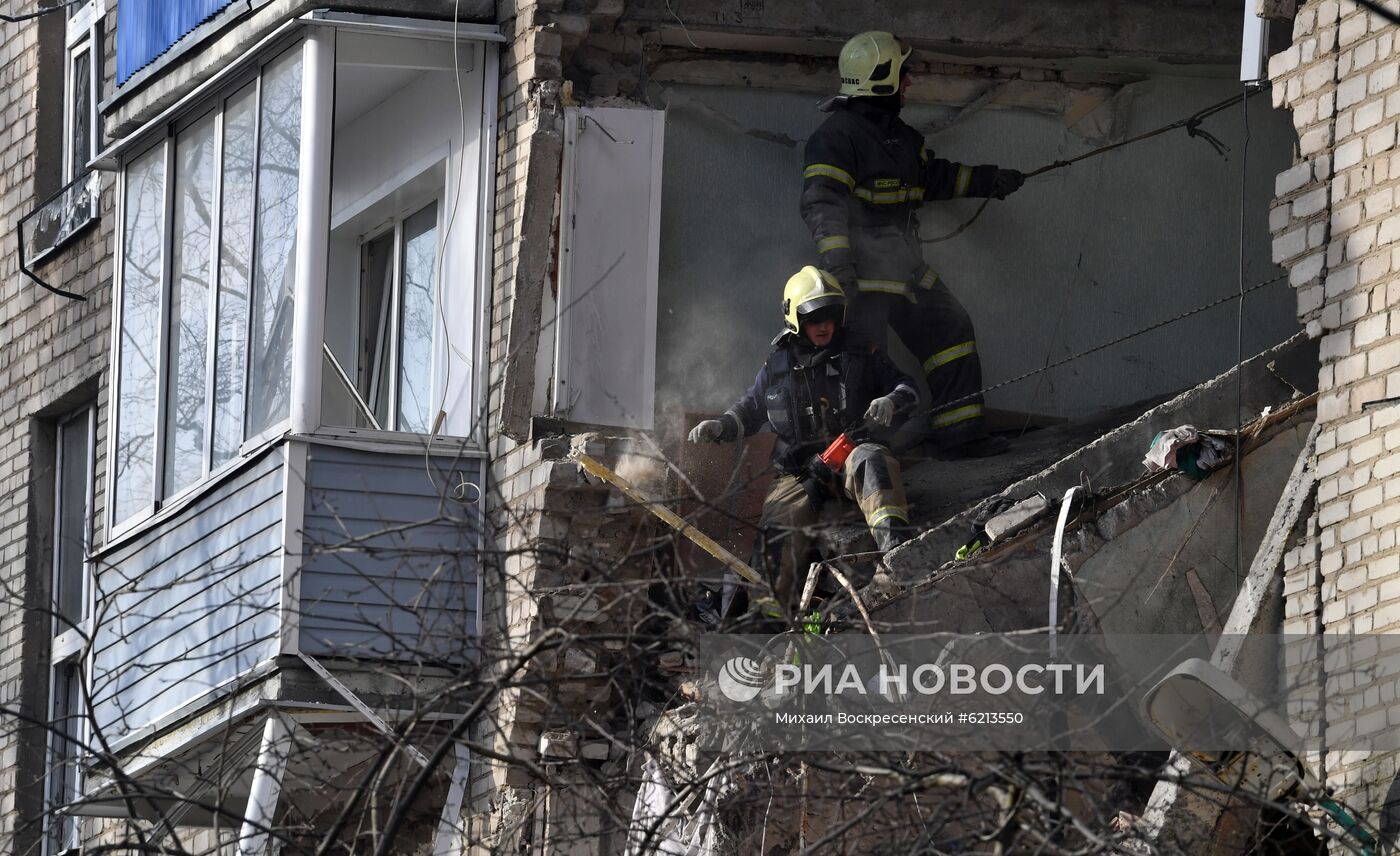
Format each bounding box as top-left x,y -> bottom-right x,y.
0,0 -> 1395,852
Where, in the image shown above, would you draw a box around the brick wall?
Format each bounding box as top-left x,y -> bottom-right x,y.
0,3 -> 116,849
1270,0 -> 1400,835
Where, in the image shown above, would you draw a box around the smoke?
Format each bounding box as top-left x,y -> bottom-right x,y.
614,451 -> 666,494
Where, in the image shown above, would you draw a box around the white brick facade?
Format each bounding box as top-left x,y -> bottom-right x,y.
1272,0 -> 1400,833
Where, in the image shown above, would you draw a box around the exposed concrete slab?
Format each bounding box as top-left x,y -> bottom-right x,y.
869,414 -> 1312,638
1073,418 -> 1311,635
1138,427 -> 1318,852
886,335 -> 1317,584
622,0 -> 1245,68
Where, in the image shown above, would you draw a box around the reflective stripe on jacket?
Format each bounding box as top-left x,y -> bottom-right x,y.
722,332 -> 917,472
801,98 -> 1000,291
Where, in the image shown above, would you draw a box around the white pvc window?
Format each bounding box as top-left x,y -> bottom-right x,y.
111,45 -> 302,529
335,200 -> 440,432
63,1 -> 102,182
44,406 -> 94,856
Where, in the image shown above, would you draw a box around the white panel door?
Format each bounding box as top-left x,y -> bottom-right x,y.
555,106 -> 664,429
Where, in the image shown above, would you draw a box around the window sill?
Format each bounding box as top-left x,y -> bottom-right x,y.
295,427 -> 487,457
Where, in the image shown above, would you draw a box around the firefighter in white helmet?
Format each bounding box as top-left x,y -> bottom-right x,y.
689,266 -> 916,605
802,31 -> 1025,458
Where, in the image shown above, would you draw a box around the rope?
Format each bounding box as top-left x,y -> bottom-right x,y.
920,88 -> 1260,244
928,273 -> 1288,418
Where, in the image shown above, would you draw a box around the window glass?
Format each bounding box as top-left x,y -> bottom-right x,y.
248,48 -> 301,437
164,113 -> 217,496
45,662 -> 81,854
213,86 -> 257,466
359,231 -> 394,428
68,45 -> 90,179
54,413 -> 91,631
398,202 -> 438,433
114,144 -> 165,525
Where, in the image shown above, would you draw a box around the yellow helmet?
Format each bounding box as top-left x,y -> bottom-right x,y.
782,266 -> 846,334
838,31 -> 911,97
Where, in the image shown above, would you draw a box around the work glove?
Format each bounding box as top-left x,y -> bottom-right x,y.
990,169 -> 1025,200
864,395 -> 897,427
688,419 -> 726,443
801,455 -> 836,509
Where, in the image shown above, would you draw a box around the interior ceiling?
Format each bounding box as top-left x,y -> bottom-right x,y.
334,66 -> 426,131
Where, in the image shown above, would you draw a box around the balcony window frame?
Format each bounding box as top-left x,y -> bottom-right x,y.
107,39 -> 303,538
43,404 -> 95,856
62,0 -> 103,183
103,17 -> 500,542
326,193 -> 444,434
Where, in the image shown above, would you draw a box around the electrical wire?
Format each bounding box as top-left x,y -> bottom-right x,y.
921,87 -> 1260,244
422,0 -> 472,495
1235,82 -> 1254,586
1350,0 -> 1400,26
926,272 -> 1288,418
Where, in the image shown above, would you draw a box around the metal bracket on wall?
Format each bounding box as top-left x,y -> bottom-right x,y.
296,651 -> 430,768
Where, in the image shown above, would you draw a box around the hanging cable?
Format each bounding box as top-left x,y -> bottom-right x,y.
926,272 -> 1288,419
1350,0 -> 1400,26
922,87 -> 1263,244
1235,82 -> 1257,585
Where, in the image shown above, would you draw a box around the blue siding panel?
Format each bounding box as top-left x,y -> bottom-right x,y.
92,448 -> 284,740
116,0 -> 241,84
300,444 -> 480,661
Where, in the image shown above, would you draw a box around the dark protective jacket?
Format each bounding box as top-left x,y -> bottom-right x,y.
719,331 -> 917,472
801,98 -> 1001,297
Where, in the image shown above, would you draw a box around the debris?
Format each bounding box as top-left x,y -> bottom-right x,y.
571,451 -> 764,586
1143,426 -> 1233,478
539,732 -> 579,761
626,758 -> 725,856
985,492 -> 1050,542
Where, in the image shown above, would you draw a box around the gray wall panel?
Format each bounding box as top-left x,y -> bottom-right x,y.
300,444 -> 479,661
656,78 -> 1299,426
92,448 -> 285,740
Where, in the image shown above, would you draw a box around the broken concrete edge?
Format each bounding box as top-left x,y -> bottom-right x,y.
499,125 -> 565,442
860,395 -> 1318,622
1140,423 -> 1319,846
884,334 -> 1317,585
617,0 -> 1249,67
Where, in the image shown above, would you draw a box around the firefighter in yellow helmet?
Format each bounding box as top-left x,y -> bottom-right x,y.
688,266 -> 916,607
803,31 -> 1025,458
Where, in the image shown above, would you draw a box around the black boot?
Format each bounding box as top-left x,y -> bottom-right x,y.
872,522 -> 908,552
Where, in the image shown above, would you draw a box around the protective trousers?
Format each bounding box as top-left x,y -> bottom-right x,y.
755,443 -> 909,607
846,285 -> 987,449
